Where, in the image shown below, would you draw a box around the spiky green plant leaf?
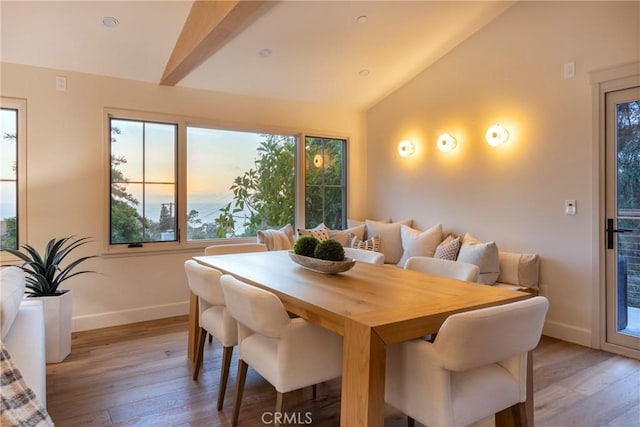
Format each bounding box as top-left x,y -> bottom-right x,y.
1,236 -> 97,297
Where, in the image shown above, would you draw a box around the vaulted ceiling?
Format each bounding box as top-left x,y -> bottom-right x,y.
1,1 -> 514,109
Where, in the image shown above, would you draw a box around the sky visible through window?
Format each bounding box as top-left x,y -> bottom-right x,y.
112,121 -> 266,227
0,108 -> 17,223
186,126 -> 264,229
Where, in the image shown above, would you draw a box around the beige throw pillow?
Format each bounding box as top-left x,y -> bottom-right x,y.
257,224 -> 295,251
457,233 -> 500,284
328,224 -> 366,246
497,252 -> 540,288
364,219 -> 412,264
347,218 -> 391,229
397,224 -> 443,267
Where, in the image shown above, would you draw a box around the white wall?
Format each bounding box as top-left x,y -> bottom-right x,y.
0,63 -> 366,331
366,1 -> 640,346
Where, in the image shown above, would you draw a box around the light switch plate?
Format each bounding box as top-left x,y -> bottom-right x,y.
565,199 -> 576,215
563,61 -> 576,79
56,76 -> 67,92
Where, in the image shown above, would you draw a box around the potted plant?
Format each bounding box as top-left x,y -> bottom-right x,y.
2,236 -> 97,362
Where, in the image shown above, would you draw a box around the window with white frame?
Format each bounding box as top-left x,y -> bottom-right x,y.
0,98 -> 26,251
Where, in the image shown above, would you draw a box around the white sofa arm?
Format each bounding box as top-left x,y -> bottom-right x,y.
3,299 -> 47,407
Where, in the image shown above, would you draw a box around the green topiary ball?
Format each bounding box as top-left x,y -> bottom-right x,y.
294,235 -> 319,257
314,239 -> 345,261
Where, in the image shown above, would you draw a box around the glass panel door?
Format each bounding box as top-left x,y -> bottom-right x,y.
606,86 -> 640,350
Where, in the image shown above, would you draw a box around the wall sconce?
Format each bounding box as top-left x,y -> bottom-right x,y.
485,124 -> 509,146
398,139 -> 415,157
436,133 -> 457,152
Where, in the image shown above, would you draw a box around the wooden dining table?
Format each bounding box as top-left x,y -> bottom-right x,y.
192,250 -> 532,427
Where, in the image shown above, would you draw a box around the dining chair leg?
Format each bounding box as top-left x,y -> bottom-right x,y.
275,391 -> 286,427
496,402 -> 527,427
232,360 -> 248,426
217,346 -> 234,411
407,416 -> 415,427
193,327 -> 207,381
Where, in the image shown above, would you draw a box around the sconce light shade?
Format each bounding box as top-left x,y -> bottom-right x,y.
398,139 -> 415,157
313,153 -> 324,168
437,133 -> 457,152
485,124 -> 509,146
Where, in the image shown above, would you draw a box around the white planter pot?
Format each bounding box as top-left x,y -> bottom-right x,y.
29,289 -> 72,363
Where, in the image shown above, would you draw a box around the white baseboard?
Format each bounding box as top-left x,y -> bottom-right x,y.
72,304 -> 596,351
543,319 -> 592,347
72,301 -> 189,332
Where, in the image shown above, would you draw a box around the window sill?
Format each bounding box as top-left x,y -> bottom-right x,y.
101,237 -> 257,258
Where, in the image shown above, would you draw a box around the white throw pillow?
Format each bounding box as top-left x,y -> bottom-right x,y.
0,266 -> 26,340
328,224 -> 366,246
257,224 -> 295,251
457,233 -> 500,284
297,223 -> 330,241
397,224 -> 443,267
364,219 -> 412,264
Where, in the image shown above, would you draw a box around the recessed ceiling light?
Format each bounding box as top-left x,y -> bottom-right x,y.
102,16 -> 119,28
356,15 -> 368,24
259,48 -> 272,58
359,69 -> 370,77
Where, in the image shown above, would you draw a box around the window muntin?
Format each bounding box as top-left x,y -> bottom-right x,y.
0,107 -> 19,250
305,136 -> 347,230
110,118 -> 178,245
186,127 -> 295,240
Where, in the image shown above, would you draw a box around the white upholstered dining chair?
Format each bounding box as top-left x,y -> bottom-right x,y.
343,247 -> 385,264
385,296 -> 548,427
220,274 -> 343,426
404,256 -> 480,282
184,242 -> 267,411
184,260 -> 236,411
202,243 -> 267,340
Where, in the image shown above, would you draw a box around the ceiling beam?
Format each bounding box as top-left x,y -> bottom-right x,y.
160,0 -> 269,86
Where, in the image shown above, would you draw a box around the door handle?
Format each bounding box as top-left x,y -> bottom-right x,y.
606,218 -> 633,249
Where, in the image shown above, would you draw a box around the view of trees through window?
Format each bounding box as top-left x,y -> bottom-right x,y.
186,128 -> 296,240
305,136 -> 346,230
616,99 -> 640,309
0,108 -> 18,250
110,118 -> 177,244
617,100 -> 640,211
110,119 -> 347,246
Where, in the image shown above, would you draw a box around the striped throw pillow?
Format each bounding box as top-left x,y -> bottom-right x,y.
347,233 -> 381,252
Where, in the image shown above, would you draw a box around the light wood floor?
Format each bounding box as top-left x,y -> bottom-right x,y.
45,316 -> 640,427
